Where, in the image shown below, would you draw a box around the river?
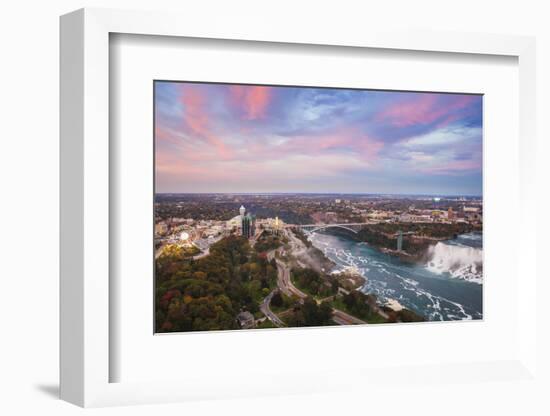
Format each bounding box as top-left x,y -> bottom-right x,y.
308,232 -> 483,321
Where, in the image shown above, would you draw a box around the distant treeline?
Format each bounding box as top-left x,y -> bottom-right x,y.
155,200 -> 314,224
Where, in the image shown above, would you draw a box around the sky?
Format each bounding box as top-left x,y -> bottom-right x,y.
155,81 -> 483,196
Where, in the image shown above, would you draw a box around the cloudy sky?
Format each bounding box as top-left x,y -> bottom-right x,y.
155,81 -> 482,196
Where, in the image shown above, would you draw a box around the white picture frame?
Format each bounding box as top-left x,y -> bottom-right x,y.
60,7 -> 538,407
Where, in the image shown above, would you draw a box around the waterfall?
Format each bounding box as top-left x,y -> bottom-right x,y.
425,241 -> 483,284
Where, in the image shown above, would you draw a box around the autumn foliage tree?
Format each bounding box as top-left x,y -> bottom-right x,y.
155,235 -> 278,332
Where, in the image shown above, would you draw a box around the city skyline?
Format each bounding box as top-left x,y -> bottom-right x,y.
156,191 -> 482,197
155,82 -> 483,195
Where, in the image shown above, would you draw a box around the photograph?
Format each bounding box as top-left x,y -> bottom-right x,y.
1,0 -> 543,412
154,81 -> 483,333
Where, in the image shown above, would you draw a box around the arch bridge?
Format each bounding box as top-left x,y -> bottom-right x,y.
293,223 -> 369,234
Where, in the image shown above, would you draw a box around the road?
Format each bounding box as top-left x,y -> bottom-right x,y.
155,247 -> 163,259
276,258 -> 308,299
264,244 -> 303,299
263,231 -> 369,327
274,252 -> 367,326
259,290 -> 285,327
284,228 -> 307,258
257,247 -> 287,327
192,247 -> 209,260
331,308 -> 367,325
266,247 -> 280,262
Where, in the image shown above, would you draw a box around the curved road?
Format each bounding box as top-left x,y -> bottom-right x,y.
258,248 -> 286,327
276,259 -> 308,299
260,233 -> 368,327
276,256 -> 367,326
259,290 -> 285,327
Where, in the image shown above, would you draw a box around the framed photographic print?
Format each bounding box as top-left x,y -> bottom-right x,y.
60,7 -> 538,408
153,81 -> 483,333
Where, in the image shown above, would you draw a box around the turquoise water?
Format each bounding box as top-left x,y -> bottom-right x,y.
309,232 -> 483,321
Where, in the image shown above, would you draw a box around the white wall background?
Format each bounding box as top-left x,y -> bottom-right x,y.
0,1 -> 548,415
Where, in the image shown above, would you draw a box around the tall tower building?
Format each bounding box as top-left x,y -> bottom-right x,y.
274,216 -> 280,235
241,213 -> 256,238
239,205 -> 246,217
242,215 -> 250,238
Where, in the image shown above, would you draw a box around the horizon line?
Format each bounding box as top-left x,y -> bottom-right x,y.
155,191 -> 483,198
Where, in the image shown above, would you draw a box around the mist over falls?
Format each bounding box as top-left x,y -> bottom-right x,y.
426,240 -> 483,284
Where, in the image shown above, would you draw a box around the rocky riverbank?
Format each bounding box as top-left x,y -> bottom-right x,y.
356,223 -> 480,264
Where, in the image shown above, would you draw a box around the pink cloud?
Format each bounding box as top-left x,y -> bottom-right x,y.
156,150 -> 240,182
178,85 -> 232,159
278,129 -> 384,164
375,95 -> 476,127
229,86 -> 272,120
157,113 -> 384,186
225,128 -> 384,167
155,125 -> 181,147
157,162 -> 227,180
155,125 -> 386,192
418,159 -> 481,175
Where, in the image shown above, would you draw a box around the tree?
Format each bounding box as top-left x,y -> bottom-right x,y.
271,291 -> 283,308
342,291 -> 372,319
156,235 -> 260,332
398,309 -> 425,322
287,297 -> 333,327
193,271 -> 207,280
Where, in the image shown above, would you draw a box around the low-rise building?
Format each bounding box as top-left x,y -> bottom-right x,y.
463,206 -> 480,213
236,311 -> 255,329
155,222 -> 168,236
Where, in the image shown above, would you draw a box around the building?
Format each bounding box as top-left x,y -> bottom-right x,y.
431,210 -> 445,220
155,222 -> 168,236
273,216 -> 281,235
242,214 -> 251,237
226,215 -> 242,231
236,311 -> 255,329
258,216 -> 283,235
325,211 -> 338,223
463,206 -> 482,223
367,210 -> 392,220
448,207 -> 454,220
225,205 -> 248,233
241,213 -> 256,239
237,205 -> 256,238
398,213 -> 413,222
463,206 -> 480,213
465,212 -> 483,223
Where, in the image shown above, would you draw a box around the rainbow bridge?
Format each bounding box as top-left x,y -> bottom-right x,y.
290,223 -> 371,234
